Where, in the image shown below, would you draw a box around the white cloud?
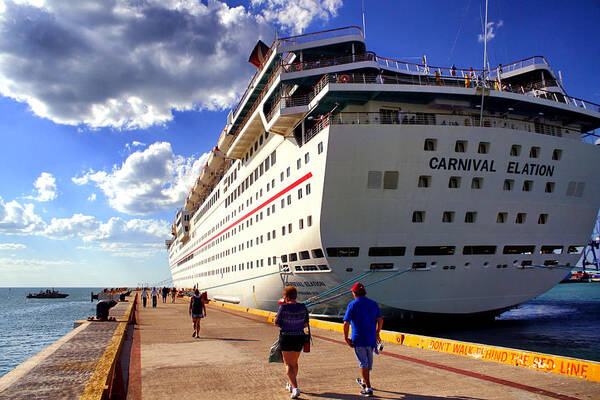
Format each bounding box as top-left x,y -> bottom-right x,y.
77,242 -> 164,258
73,141 -> 209,215
0,243 -> 26,250
0,0 -> 338,130
0,257 -> 74,272
252,0 -> 342,35
478,20 -> 503,43
0,196 -> 46,235
125,141 -> 146,152
25,172 -> 58,202
88,193 -> 97,202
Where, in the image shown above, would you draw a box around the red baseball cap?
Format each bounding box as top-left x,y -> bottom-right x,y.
351,282 -> 365,292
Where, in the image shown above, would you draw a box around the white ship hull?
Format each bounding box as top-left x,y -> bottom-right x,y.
167,27 -> 600,319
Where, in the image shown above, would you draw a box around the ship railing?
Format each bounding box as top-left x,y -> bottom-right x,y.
282,52 -> 375,73
304,111 -> 580,143
499,56 -> 549,74
278,26 -> 363,46
327,73 -> 600,112
266,74 -> 330,122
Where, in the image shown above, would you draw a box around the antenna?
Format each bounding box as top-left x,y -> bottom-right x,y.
362,0 -> 366,39
479,0 -> 489,126
558,70 -> 563,85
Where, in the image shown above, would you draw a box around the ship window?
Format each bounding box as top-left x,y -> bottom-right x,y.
522,180 -> 533,192
267,231 -> 271,240
510,145 -> 521,157
259,163 -> 264,175
545,182 -> 555,193
503,179 -> 514,191
298,188 -> 303,199
299,218 -> 304,229
552,149 -> 562,160
567,245 -> 584,254
287,195 -> 291,205
412,211 -> 425,223
367,171 -> 382,189
463,246 -> 496,255
471,177 -> 482,189
414,246 -> 455,256
448,176 -> 461,188
280,171 -> 284,182
538,213 -> 548,224
370,263 -> 394,270
383,171 -> 399,189
326,247 -> 360,257
418,175 -> 431,188
282,226 -> 286,235
281,199 -> 285,208
575,182 -> 585,197
271,150 -> 276,165
368,247 -> 406,256
289,253 -> 298,262
281,254 -> 288,262
503,245 -> 535,255
454,140 -> 467,153
540,245 -> 562,254
297,158 -> 301,169
412,262 -> 427,269
318,142 -> 324,154
442,211 -> 454,223
288,223 -> 292,233
478,142 -> 490,154
305,152 -> 310,164
464,211 -> 476,223
424,138 -> 437,151
254,142 -> 258,151
318,265 -> 330,271
312,248 -> 324,258
250,147 -> 253,157
544,260 -> 559,266
307,215 -> 312,226
300,251 -> 310,260
529,146 -> 540,158
286,167 -> 291,177
259,135 -> 263,145
306,183 -> 311,195
566,181 -> 576,196
272,229 -> 276,238
515,213 -> 527,224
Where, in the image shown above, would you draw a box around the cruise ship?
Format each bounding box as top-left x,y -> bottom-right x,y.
166,27 -> 600,319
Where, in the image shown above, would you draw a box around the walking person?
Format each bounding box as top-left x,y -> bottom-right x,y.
162,286 -> 169,303
151,287 -> 158,308
343,282 -> 384,397
171,287 -> 177,303
189,289 -> 207,338
274,286 -> 309,399
141,287 -> 148,308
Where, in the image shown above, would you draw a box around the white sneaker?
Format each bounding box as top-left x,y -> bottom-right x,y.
291,388 -> 300,398
285,382 -> 292,392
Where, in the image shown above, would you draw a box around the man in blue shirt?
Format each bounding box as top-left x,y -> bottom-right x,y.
343,282 -> 383,397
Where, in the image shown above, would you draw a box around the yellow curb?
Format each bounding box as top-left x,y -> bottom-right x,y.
79,294 -> 137,400
208,300 -> 600,383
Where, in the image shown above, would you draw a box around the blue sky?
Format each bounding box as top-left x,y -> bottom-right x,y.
0,0 -> 598,287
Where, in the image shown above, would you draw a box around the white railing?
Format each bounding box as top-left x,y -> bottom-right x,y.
500,56 -> 549,74
278,26 -> 363,46
303,111 -> 578,144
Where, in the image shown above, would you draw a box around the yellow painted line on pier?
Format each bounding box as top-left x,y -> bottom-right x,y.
207,299 -> 600,383
79,294 -> 136,400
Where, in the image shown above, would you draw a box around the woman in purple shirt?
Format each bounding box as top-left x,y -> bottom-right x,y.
275,286 -> 309,399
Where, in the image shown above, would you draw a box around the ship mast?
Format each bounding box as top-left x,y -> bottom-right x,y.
479,0 -> 489,126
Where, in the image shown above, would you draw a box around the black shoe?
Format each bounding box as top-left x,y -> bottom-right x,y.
360,388 -> 373,397
192,331 -> 196,337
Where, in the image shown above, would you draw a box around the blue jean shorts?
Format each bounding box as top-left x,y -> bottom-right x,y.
192,313 -> 204,319
354,346 -> 374,370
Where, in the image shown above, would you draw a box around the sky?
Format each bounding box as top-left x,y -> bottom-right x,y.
0,0 -> 599,287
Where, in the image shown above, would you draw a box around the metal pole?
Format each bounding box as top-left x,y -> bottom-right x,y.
479,0 -> 489,126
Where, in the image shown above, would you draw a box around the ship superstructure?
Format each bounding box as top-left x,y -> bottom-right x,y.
166,27 -> 600,318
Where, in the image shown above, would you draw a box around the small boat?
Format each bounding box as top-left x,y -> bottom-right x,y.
26,289 -> 69,299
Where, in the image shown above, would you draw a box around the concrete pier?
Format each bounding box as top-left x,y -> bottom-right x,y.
129,298 -> 600,400
1,293 -> 599,399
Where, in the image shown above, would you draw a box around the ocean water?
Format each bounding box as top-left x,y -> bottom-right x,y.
0,287 -> 100,378
399,283 -> 600,362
